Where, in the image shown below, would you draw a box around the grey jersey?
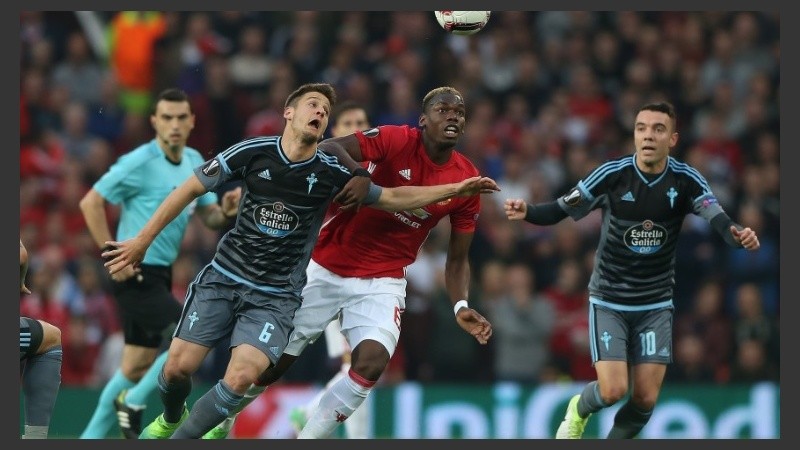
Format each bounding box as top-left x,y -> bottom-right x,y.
558,154 -> 725,306
195,136 -> 353,296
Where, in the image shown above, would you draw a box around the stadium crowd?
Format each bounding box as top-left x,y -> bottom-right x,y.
20,11 -> 779,388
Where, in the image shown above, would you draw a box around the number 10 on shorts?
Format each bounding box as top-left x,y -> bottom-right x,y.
639,331 -> 656,356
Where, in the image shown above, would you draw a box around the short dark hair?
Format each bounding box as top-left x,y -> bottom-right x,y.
638,101 -> 677,129
331,100 -> 367,126
152,88 -> 190,115
421,86 -> 464,113
284,83 -> 337,109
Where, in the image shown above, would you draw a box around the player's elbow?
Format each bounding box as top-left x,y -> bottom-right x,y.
78,190 -> 103,214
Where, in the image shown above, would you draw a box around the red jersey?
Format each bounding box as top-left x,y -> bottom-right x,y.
312,125 -> 481,278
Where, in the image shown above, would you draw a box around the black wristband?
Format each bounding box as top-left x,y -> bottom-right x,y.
524,203 -> 535,223
351,168 -> 371,178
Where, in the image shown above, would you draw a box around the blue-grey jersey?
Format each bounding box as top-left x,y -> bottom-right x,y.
194,136 -> 354,297
558,154 -> 726,306
93,139 -> 218,266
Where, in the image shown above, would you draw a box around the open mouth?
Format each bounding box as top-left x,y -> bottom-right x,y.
444,125 -> 460,138
308,119 -> 321,130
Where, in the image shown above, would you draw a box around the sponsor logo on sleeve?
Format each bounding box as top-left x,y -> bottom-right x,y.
363,127 -> 380,138
562,188 -> 582,206
202,159 -> 220,177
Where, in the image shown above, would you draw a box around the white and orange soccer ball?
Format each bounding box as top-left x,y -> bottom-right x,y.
434,11 -> 491,36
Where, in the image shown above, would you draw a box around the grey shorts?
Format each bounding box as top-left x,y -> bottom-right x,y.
589,297 -> 674,365
174,264 -> 302,365
20,316 -> 43,360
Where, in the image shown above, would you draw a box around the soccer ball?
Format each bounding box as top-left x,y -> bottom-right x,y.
434,11 -> 491,36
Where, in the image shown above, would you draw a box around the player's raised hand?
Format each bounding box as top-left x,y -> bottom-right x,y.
102,237 -> 148,276
455,176 -> 500,197
335,175 -> 372,210
456,307 -> 493,345
730,226 -> 760,250
504,198 -> 528,220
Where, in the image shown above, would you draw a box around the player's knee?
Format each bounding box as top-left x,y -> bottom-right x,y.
350,342 -> 390,381
224,366 -> 263,393
120,358 -> 151,381
224,374 -> 257,394
599,383 -> 627,405
37,320 -> 61,353
630,390 -> 659,411
162,356 -> 193,382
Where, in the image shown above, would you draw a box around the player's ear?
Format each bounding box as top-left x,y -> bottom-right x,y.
418,114 -> 426,128
284,106 -> 293,120
670,131 -> 679,149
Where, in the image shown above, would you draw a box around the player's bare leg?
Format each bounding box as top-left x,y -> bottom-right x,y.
556,361 -> 627,438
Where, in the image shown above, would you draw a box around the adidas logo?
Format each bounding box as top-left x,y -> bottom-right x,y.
621,191 -> 635,202
658,346 -> 670,357
398,169 -> 411,180
258,169 -> 272,180
269,346 -> 280,356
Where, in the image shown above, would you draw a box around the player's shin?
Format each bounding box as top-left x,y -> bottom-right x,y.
297,369 -> 374,439
578,381 -> 611,417
205,383 -> 267,438
606,401 -> 653,439
342,394 -> 370,438
22,347 -> 62,439
158,369 -> 193,423
171,380 -> 243,439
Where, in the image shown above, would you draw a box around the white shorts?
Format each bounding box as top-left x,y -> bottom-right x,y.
323,318 -> 349,358
285,259 -> 406,357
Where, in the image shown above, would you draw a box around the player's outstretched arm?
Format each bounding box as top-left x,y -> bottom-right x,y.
318,135 -> 365,166
504,198 -> 568,225
321,135 -> 372,209
102,175 -> 208,275
504,198 -> 528,220
371,176 -> 499,212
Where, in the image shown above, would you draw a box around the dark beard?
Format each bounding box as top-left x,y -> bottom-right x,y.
300,132 -> 319,146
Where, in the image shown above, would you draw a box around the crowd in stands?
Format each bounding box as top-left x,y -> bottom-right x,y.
19,11 -> 779,387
